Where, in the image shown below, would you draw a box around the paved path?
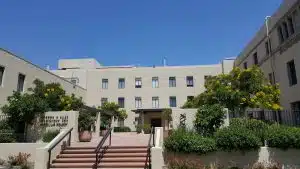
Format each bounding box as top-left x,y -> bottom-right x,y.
74,132 -> 150,147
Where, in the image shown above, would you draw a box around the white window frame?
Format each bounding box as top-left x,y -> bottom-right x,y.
152,77 -> 159,88
135,77 -> 142,88
102,79 -> 108,89
135,97 -> 142,108
152,97 -> 159,108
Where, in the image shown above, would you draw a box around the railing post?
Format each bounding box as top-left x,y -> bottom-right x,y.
47,151 -> 51,169
68,132 -> 71,146
152,127 -> 155,146
109,130 -> 112,146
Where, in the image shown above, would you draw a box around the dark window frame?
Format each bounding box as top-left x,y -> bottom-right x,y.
0,66 -> 4,86
17,73 -> 26,92
169,96 -> 177,107
118,78 -> 125,89
186,76 -> 194,87
169,77 -> 176,87
243,62 -> 248,69
118,97 -> 125,108
253,52 -> 258,65
287,60 -> 298,86
135,77 -> 142,88
102,78 -> 108,89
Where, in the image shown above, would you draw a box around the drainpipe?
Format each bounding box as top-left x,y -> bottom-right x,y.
265,16 -> 276,83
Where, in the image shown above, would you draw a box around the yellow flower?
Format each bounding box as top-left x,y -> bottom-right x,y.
51,88 -> 54,92
45,93 -> 48,97
250,98 -> 254,102
241,98 -> 246,102
272,104 -> 281,110
61,98 -> 65,102
47,88 -> 50,92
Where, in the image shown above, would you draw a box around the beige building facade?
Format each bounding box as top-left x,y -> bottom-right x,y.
52,58 -> 234,130
0,49 -> 86,110
235,0 -> 300,110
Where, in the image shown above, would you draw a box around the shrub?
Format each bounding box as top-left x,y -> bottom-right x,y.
164,128 -> 216,154
167,159 -> 201,169
136,124 -> 152,134
215,126 -> 261,151
78,110 -> 95,131
42,130 -> 60,143
266,124 -> 300,149
8,152 -> 30,167
114,127 -> 131,132
0,120 -> 16,143
194,104 -> 225,136
230,118 -> 268,143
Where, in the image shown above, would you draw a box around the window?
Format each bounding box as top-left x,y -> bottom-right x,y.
243,62 -> 248,69
101,98 -> 108,106
152,77 -> 159,88
118,119 -> 124,127
169,77 -> 176,87
118,78 -> 125,89
253,52 -> 258,65
268,72 -> 275,85
186,76 -> 194,87
291,101 -> 300,110
118,97 -> 125,108
187,96 -> 194,101
135,97 -> 142,108
282,21 -> 289,39
0,66 -> 4,86
277,26 -> 284,44
169,96 -> 177,107
288,16 -> 295,35
265,41 -> 270,55
152,97 -> 159,108
102,79 -> 108,89
287,60 -> 297,86
17,73 -> 25,92
135,77 -> 142,88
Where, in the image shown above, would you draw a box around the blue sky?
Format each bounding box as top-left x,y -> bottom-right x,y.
0,0 -> 281,69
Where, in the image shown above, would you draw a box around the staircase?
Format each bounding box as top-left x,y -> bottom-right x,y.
50,145 -> 150,169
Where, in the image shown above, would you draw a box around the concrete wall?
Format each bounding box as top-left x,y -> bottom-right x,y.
0,49 -> 86,111
165,147 -> 300,168
234,0 -> 300,109
0,143 -> 47,162
58,58 -> 102,69
171,108 -> 197,130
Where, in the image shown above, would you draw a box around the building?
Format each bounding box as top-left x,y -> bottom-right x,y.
52,58 -> 234,130
0,49 -> 86,110
234,0 -> 300,111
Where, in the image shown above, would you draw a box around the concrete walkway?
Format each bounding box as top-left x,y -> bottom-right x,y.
73,132 -> 150,147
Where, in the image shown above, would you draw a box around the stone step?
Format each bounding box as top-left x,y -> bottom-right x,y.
66,146 -> 148,150
62,149 -> 148,154
57,153 -> 148,158
50,162 -> 148,168
53,157 -> 148,163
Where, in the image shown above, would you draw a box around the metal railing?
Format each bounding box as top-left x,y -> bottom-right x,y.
93,128 -> 112,169
245,110 -> 300,126
47,128 -> 73,169
145,127 -> 155,169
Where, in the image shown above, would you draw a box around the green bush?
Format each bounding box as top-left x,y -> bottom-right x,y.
266,124 -> 300,149
164,128 -> 216,154
136,124 -> 152,134
194,104 -> 225,136
0,120 -> 16,143
42,130 -> 60,143
114,127 -> 131,132
215,126 -> 261,151
230,118 -> 268,143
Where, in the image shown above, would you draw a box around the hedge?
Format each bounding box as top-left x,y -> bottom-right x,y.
266,124 -> 300,149
164,128 -> 216,154
215,126 -> 261,151
42,130 -> 60,143
114,127 -> 131,132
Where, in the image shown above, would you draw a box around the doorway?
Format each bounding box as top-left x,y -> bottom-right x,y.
150,118 -> 162,128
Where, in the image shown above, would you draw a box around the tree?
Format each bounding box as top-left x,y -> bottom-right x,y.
194,104 -> 225,136
182,66 -> 281,115
29,79 -> 84,111
1,92 -> 48,140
